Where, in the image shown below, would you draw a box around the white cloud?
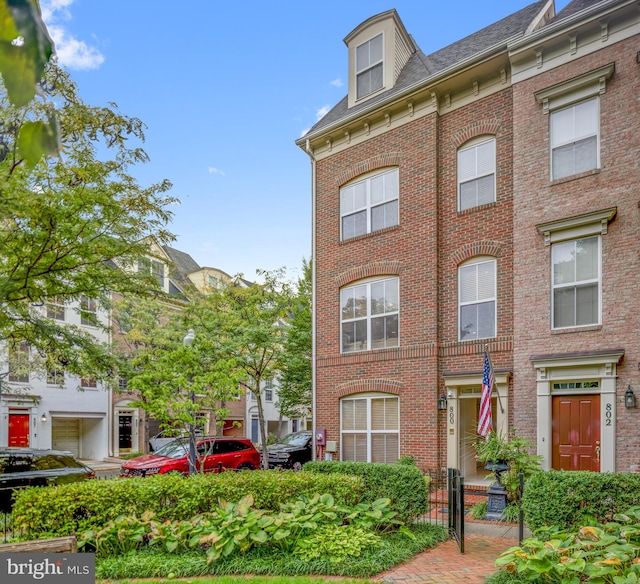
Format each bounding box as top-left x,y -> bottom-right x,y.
208,167 -> 226,176
316,105 -> 330,121
330,78 -> 343,87
41,0 -> 105,70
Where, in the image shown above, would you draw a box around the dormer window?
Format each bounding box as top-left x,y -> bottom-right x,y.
356,33 -> 383,99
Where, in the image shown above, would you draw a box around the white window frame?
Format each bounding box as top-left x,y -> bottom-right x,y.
457,137 -> 496,211
355,32 -> 384,100
534,63 -> 613,182
551,235 -> 601,329
80,296 -> 98,326
458,257 -> 496,341
46,296 -> 65,321
341,277 -> 399,353
340,394 -> 399,463
550,98 -> 599,181
340,168 -> 399,241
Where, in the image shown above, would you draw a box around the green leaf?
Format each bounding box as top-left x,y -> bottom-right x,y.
17,118 -> 59,167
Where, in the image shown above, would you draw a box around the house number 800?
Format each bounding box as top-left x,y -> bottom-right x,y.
449,405 -> 454,425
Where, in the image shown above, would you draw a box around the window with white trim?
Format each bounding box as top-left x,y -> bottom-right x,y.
458,137 -> 496,211
80,296 -> 98,326
8,341 -> 29,383
341,395 -> 399,463
356,33 -> 383,99
81,377 -> 97,389
459,258 -> 496,341
341,168 -> 398,240
551,98 -> 599,180
46,296 -> 65,321
47,367 -> 64,385
552,236 -> 600,328
341,277 -> 399,352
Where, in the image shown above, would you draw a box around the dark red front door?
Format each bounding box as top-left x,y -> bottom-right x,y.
8,414 -> 30,447
552,395 -> 600,471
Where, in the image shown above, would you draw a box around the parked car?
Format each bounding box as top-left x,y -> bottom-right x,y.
148,428 -> 204,452
120,436 -> 260,477
266,431 -> 313,470
0,448 -> 96,512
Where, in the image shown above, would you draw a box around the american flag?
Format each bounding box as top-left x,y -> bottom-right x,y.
478,349 -> 494,439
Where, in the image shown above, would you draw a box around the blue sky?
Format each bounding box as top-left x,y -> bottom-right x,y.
41,0 -> 571,282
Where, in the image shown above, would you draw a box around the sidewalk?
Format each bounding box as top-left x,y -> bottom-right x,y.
372,521 -> 527,584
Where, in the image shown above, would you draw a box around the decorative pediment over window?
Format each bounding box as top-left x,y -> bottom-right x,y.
536,207 -> 616,246
534,63 -> 614,114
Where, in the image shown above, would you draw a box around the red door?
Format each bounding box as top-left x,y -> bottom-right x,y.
552,395 -> 600,471
8,414 -> 30,447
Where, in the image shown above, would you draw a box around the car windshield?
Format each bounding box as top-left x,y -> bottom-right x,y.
280,433 -> 309,446
153,439 -> 189,459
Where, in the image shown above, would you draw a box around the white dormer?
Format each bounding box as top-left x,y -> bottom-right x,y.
344,9 -> 415,108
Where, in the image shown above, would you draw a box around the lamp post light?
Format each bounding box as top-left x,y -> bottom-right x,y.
183,328 -> 196,475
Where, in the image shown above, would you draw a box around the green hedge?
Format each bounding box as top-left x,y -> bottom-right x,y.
522,470 -> 640,531
11,470 -> 364,540
304,460 -> 429,522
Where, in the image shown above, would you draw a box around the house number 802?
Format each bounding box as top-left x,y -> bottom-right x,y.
605,402 -> 612,426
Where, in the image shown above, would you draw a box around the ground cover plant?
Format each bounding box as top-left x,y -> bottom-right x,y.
100,577 -> 374,584
490,505 -> 640,583
81,493 -> 446,580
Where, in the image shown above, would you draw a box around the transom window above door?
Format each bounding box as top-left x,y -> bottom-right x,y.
458,137 -> 496,211
341,277 -> 399,352
340,168 -> 399,240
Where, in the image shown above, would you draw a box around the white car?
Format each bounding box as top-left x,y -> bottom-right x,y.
148,429 -> 203,452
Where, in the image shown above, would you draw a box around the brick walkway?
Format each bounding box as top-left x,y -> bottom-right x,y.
372,529 -> 519,583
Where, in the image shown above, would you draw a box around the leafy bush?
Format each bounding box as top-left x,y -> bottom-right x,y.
11,470 -> 364,540
495,506 -> 640,583
80,493 -> 407,564
304,460 -> 429,522
522,470 -> 640,532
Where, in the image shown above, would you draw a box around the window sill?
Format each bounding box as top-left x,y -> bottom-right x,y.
457,201 -> 497,215
340,224 -> 400,244
551,168 -> 600,186
551,324 -> 601,335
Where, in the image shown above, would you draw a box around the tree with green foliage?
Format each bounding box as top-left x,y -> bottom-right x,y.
0,0 -> 59,165
278,259 -> 312,423
0,59 -> 176,383
182,270 -> 296,468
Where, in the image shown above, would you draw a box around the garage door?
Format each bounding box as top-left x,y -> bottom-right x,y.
52,418 -> 80,456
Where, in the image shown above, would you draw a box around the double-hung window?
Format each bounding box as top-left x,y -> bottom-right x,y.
341,395 -> 399,463
341,277 -> 399,352
552,236 -> 600,328
8,341 -> 29,383
46,296 -> 65,321
459,258 -> 496,341
341,168 -> 398,240
458,138 -> 496,211
551,98 -> 599,180
80,296 -> 98,326
356,33 -> 383,99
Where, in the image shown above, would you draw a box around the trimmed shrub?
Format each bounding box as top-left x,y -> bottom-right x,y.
522,469 -> 640,531
304,460 -> 429,522
11,469 -> 364,540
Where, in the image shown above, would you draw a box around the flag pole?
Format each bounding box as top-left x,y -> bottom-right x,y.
485,344 -> 504,414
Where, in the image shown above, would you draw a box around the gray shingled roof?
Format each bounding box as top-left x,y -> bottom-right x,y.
549,0 -> 606,22
303,0 -> 548,138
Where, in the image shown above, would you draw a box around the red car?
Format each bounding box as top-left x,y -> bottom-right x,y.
120,437 -> 260,477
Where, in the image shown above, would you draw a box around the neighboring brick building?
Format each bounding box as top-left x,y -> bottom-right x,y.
297,0 -> 638,480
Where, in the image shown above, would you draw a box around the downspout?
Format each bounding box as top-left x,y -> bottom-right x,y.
304,138 -> 318,460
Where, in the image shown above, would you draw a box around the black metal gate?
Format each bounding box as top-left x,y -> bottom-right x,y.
448,467 -> 465,553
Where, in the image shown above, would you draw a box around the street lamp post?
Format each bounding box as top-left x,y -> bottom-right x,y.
183,328 -> 196,475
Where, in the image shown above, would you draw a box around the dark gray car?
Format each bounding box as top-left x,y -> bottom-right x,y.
0,448 -> 95,512
266,431 -> 313,470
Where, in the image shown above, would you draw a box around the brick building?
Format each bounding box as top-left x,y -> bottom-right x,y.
296,0 -> 638,480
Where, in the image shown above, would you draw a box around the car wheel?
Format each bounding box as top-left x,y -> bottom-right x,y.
236,463 -> 254,471
292,461 -> 303,471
